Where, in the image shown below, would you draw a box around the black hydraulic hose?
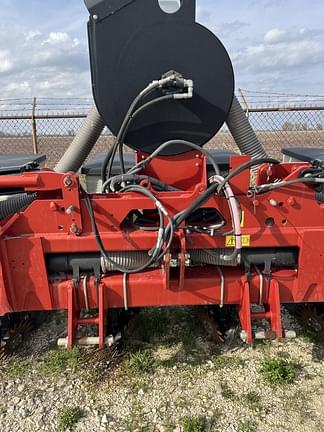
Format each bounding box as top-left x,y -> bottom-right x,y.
156,216 -> 175,260
101,94 -> 145,181
162,157 -> 279,241
216,157 -> 279,193
254,176 -> 324,194
101,82 -> 161,183
0,193 -> 37,220
106,94 -> 175,181
103,174 -> 180,193
103,72 -> 194,182
117,94 -> 175,175
83,189 -> 165,273
129,140 -> 221,177
121,183 -> 175,260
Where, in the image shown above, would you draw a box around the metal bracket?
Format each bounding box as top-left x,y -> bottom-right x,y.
66,280 -> 107,349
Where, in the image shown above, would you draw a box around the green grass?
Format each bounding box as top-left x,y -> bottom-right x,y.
57,406 -> 84,431
242,391 -> 264,417
243,391 -> 261,406
132,308 -> 172,343
38,347 -> 83,377
121,348 -> 156,394
123,307 -> 213,369
1,359 -> 30,378
220,382 -> 236,400
239,420 -> 257,432
259,357 -> 297,385
126,349 -> 156,375
212,355 -> 246,369
128,308 -> 203,347
181,416 -> 209,432
252,339 -> 271,351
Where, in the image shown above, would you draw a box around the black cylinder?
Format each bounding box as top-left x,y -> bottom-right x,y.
85,0 -> 234,155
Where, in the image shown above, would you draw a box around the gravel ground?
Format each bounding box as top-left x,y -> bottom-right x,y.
1,307 -> 324,432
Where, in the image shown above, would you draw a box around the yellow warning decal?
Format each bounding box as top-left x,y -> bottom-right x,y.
225,235 -> 251,248
240,211 -> 245,228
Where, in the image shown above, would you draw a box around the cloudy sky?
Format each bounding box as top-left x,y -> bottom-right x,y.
0,0 -> 324,100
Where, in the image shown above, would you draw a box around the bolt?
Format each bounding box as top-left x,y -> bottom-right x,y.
65,205 -> 74,215
70,223 -> 81,236
63,176 -> 73,188
195,154 -> 200,158
195,162 -> 201,167
93,14 -> 98,21
269,199 -> 278,207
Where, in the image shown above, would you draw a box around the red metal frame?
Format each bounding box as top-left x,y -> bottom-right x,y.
1,152 -> 324,346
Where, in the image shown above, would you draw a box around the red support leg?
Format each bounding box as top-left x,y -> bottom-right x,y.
67,283 -> 78,349
98,283 -> 106,349
267,278 -> 283,340
238,279 -> 253,344
178,232 -> 186,291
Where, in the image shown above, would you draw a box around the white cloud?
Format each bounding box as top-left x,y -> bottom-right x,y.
32,32 -> 84,69
5,81 -> 31,94
0,50 -> 13,73
233,28 -> 324,73
25,30 -> 41,42
0,28 -> 90,98
1,0 -> 324,98
264,28 -> 287,44
44,32 -> 70,45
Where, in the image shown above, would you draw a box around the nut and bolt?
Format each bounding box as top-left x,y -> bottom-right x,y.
70,223 -> 81,236
65,205 -> 74,215
269,199 -> 278,207
63,176 -> 73,188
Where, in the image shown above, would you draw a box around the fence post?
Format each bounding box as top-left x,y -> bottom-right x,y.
31,97 -> 38,154
239,88 -> 250,118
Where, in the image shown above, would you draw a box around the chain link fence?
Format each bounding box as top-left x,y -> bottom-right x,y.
0,91 -> 323,167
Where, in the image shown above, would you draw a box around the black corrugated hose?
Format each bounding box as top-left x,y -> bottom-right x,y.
226,96 -> 268,159
0,193 -> 37,220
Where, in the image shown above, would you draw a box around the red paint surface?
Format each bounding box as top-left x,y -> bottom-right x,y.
0,154 -> 323,344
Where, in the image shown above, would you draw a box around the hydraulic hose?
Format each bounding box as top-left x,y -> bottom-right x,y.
102,174 -> 180,193
107,94 -> 174,180
226,96 -> 267,159
211,175 -> 241,262
216,157 -> 279,194
0,193 -> 37,220
128,140 -> 221,177
55,105 -> 105,173
46,252 -> 154,274
83,187 -> 168,273
190,249 -> 239,267
101,251 -> 156,272
101,75 -> 177,182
